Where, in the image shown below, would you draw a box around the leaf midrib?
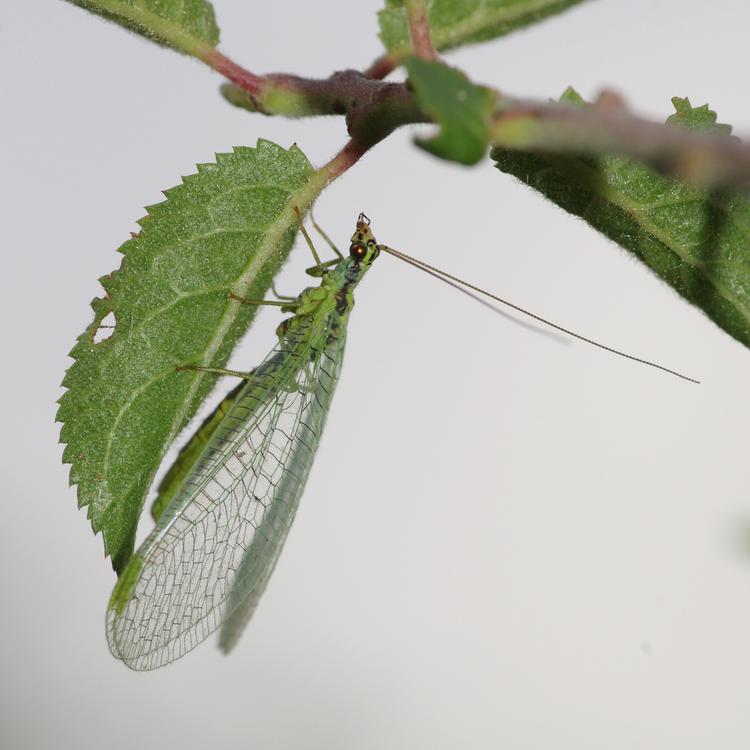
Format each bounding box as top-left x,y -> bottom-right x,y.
390,0 -> 576,58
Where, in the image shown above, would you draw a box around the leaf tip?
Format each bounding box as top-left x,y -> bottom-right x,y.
667,96 -> 732,135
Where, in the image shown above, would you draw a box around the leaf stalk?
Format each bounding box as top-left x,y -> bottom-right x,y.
405,0 -> 439,61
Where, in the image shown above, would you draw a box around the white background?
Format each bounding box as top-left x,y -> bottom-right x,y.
3,1 -> 750,748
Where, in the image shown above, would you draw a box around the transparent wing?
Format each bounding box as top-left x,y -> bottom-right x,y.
150,382 -> 244,523
217,351 -> 335,652
106,313 -> 347,670
218,321 -> 345,653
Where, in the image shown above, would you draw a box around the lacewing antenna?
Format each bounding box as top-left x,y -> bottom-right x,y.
380,243 -> 699,385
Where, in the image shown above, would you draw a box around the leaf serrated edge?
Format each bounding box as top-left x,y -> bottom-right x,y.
57,141 -> 333,568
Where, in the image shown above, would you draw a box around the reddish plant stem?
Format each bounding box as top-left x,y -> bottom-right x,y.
364,53 -> 399,80
320,139 -> 368,183
201,49 -> 265,95
197,46 -> 750,191
405,0 -> 438,60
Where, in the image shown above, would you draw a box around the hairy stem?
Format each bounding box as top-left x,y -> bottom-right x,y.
198,46 -> 750,191
201,50 -> 265,96
320,139 -> 368,183
405,0 -> 439,60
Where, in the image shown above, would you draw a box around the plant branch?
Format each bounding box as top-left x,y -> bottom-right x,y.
405,0 -> 439,60
222,70 -> 425,149
200,49 -> 750,191
491,90 -> 750,187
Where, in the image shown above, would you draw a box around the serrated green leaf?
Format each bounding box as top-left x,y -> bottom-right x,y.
64,0 -> 219,56
491,94 -> 750,348
379,0 -> 587,61
405,58 -> 497,165
57,140 -> 331,573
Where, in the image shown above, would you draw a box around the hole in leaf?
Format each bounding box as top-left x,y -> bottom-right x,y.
93,311 -> 117,343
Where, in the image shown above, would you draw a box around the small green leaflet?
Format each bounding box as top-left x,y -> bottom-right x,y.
405,58 -> 497,165
64,0 -> 219,56
379,0 -> 588,61
57,141 -> 320,574
107,216 -> 381,670
492,92 -> 750,349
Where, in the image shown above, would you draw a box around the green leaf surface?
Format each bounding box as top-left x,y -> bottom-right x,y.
491,92 -> 750,348
57,140 -> 326,573
64,0 -> 219,56
379,0 -> 587,60
666,95 -> 732,135
405,58 -> 497,165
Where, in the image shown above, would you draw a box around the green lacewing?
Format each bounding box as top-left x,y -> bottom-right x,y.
106,213 -> 696,670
